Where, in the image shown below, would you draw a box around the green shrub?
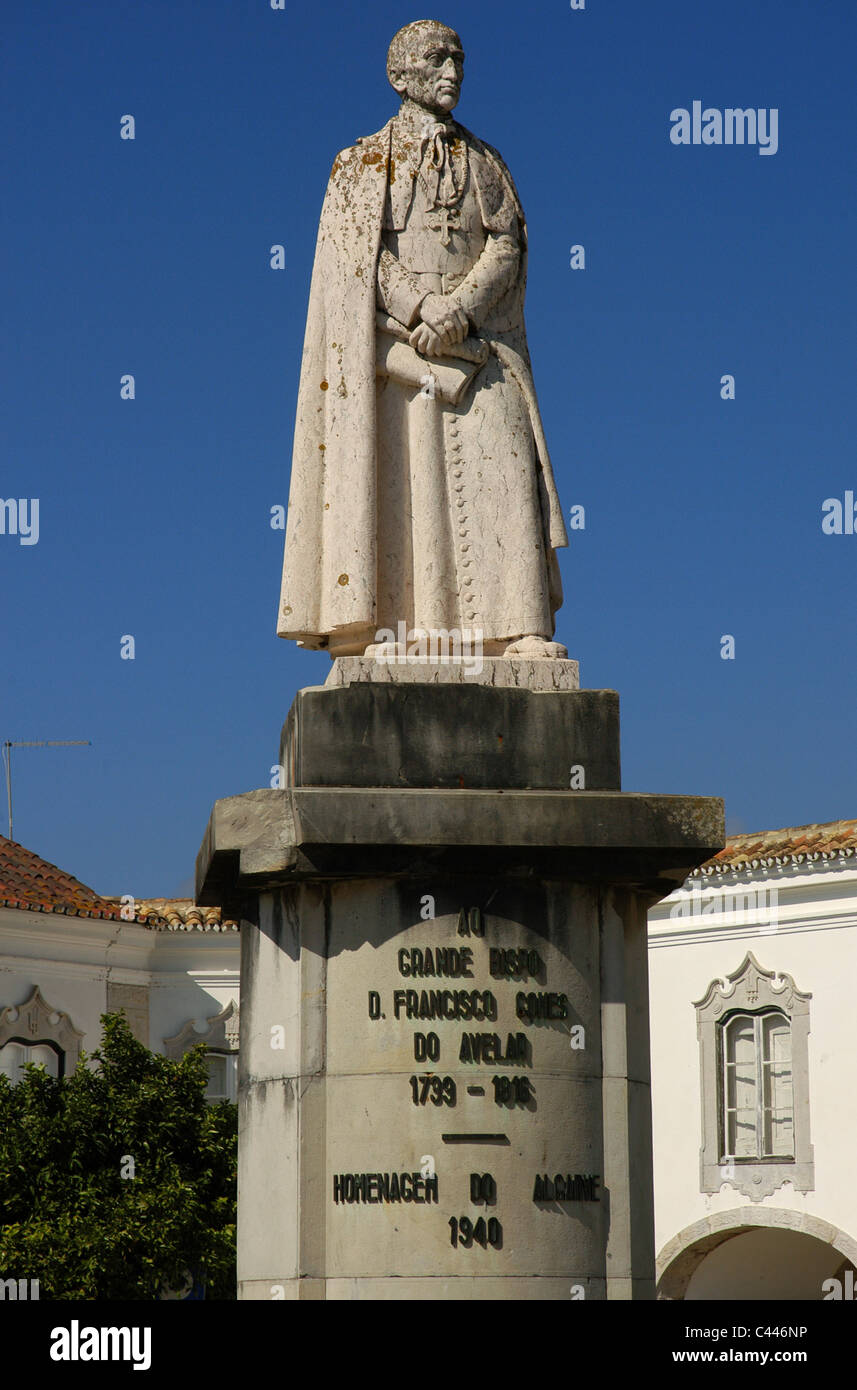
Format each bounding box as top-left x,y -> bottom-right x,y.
0,1012 -> 236,1299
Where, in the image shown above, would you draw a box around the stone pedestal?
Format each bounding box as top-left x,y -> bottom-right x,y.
196,663 -> 723,1300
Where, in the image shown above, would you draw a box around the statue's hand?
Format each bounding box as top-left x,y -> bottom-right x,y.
419,293 -> 469,348
409,323 -> 446,357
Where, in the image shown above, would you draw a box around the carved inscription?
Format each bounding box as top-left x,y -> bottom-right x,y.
333,1172 -> 440,1204
533,1174 -> 600,1202
342,906 -> 600,1255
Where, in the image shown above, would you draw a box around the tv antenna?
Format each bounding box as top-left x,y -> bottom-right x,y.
2,740 -> 91,842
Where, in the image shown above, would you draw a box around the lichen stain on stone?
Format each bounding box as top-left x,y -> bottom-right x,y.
337,573 -> 349,586
320,380 -> 329,391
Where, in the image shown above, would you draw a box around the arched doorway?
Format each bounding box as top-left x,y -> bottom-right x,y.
658,1210 -> 857,1300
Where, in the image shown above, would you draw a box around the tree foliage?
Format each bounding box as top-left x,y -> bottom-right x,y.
0,1012 -> 236,1299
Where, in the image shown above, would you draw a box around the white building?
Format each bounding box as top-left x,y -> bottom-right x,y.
3,819 -> 855,1301
649,819 -> 857,1300
0,837 -> 240,1101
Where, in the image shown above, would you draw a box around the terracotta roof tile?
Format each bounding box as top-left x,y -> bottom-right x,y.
0,837 -> 237,930
101,897 -> 237,932
0,836 -> 102,910
696,818 -> 857,874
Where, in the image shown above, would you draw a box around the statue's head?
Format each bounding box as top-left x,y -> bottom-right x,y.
387,20 -> 465,117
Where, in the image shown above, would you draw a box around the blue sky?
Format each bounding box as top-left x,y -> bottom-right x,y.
3,0 -> 855,897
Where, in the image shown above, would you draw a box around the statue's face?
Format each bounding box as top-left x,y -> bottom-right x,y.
394,26 -> 465,116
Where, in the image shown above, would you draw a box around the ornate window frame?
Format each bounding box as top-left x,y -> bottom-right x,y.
0,986 -> 85,1080
694,953 -> 813,1201
163,1000 -> 239,1102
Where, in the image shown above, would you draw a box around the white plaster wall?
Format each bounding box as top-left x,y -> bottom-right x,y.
648,862 -> 857,1267
0,908 -> 240,1062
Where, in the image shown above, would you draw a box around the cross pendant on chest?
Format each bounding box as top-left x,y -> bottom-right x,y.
426,205 -> 460,247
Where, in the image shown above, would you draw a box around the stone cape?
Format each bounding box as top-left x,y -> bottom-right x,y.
277,114 -> 568,651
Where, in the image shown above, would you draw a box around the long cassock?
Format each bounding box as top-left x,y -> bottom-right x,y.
277,100 -> 568,654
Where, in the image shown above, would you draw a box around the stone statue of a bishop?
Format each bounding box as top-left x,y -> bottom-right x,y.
277,19 -> 568,658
